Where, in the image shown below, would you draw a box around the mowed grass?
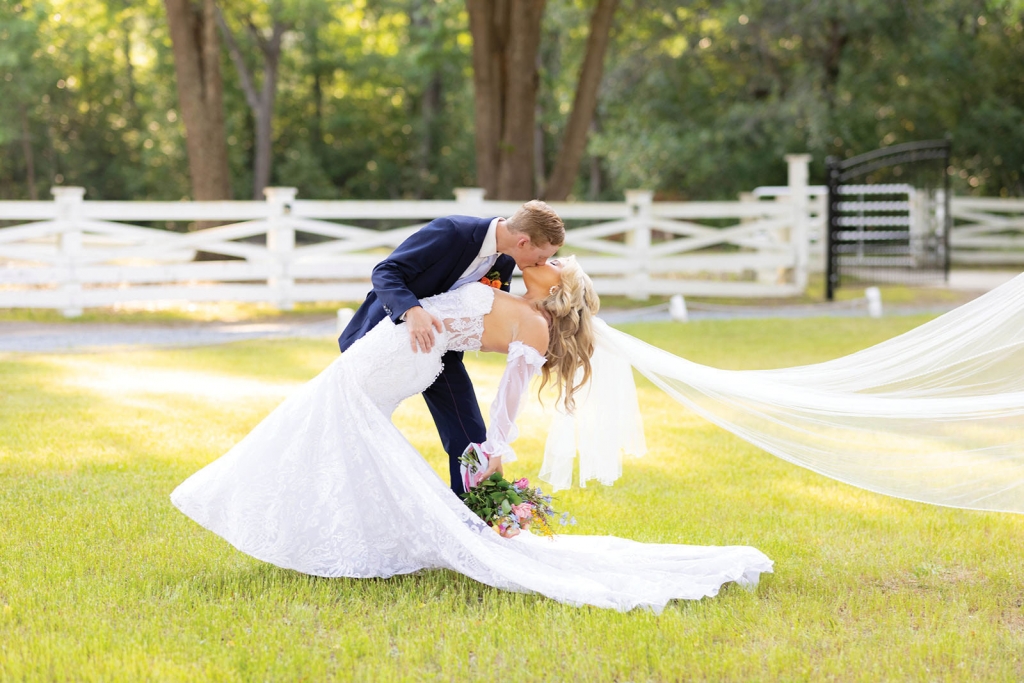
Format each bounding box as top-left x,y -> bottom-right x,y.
1,316 -> 1022,681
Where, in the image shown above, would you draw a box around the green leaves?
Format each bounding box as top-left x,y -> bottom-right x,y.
4,0 -> 1020,201
460,469 -> 564,538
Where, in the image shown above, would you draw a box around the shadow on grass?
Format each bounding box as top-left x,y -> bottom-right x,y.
171,554 -> 768,620
174,561 -> 528,612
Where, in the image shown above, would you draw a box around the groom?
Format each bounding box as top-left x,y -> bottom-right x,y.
338,200 -> 565,496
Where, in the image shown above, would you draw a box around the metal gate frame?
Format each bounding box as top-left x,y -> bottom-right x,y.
825,140 -> 952,300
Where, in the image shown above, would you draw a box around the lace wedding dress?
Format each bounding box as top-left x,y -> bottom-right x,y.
171,283 -> 772,613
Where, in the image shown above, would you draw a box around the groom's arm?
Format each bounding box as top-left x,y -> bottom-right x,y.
372,217 -> 459,324
373,217 -> 467,352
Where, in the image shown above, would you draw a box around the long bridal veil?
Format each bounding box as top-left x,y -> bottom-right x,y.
542,272 -> 1024,514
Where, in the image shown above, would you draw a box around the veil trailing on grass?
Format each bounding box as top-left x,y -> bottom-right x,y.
541,273 -> 1024,515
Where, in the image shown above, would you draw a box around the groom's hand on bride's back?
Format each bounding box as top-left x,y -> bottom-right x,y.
404,306 -> 444,353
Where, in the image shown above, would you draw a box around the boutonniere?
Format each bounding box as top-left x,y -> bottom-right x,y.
479,269 -> 508,289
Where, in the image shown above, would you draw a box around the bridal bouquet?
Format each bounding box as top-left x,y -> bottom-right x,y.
459,444 -> 575,539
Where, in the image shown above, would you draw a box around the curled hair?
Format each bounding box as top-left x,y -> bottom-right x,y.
533,256 -> 600,412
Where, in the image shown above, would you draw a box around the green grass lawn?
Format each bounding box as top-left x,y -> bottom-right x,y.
1,316 -> 1022,681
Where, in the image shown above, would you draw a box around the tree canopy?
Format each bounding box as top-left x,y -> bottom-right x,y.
1,0 -> 1021,203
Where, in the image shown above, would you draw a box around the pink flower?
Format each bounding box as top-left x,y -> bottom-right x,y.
511,503 -> 533,519
514,478 -> 530,489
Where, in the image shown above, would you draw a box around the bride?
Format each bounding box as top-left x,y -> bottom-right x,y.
172,256 -> 773,613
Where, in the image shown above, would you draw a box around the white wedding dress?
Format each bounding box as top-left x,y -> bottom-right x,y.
171,283 -> 772,613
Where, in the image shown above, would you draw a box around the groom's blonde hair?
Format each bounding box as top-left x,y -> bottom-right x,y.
506,200 -> 565,247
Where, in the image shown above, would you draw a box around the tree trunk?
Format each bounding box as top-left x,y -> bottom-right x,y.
418,72 -> 442,198
411,1 -> 442,199
164,0 -> 232,203
467,0 -> 502,197
252,48 -> 280,200
543,0 -> 618,201
309,23 -> 325,163
587,119 -> 602,200
534,98 -> 546,197
588,152 -> 601,200
20,106 -> 37,200
122,9 -> 137,114
467,0 -> 545,200
216,8 -> 286,200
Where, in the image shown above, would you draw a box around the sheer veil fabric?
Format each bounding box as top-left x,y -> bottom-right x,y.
543,273 -> 1024,514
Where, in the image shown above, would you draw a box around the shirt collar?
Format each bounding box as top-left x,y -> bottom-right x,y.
479,217 -> 499,258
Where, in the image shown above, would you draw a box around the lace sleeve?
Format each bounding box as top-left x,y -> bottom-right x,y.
479,341 -> 546,463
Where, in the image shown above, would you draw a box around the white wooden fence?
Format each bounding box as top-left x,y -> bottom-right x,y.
750,186 -> 1024,271
950,198 -> 1024,265
0,156 -> 813,316
1,152 -> 1020,316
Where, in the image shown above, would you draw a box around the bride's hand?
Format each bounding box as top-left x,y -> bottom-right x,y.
474,455 -> 503,486
404,306 -> 444,353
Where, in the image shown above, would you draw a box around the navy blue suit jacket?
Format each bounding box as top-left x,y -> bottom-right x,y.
336,214 -> 516,496
338,215 -> 515,352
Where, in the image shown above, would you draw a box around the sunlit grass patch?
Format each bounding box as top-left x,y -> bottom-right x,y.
0,300 -> 356,325
1,316 -> 1022,680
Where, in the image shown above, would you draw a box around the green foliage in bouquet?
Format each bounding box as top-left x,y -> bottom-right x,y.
459,446 -> 572,539
460,472 -> 559,538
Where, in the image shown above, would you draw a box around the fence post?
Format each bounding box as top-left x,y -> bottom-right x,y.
454,187 -> 487,216
908,188 -> 927,267
785,154 -> 812,292
265,187 -> 297,310
740,191 -> 783,285
625,189 -> 653,301
54,186 -> 86,317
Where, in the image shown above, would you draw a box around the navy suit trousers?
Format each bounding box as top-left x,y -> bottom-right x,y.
422,351 -> 486,498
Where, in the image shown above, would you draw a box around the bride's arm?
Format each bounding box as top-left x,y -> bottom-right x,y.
473,316 -> 549,482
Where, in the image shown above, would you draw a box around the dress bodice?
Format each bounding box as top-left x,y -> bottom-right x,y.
339,283 -> 498,416
338,282 -> 545,465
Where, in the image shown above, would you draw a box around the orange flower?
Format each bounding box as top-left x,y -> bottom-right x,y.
489,279 -> 501,289
480,277 -> 492,287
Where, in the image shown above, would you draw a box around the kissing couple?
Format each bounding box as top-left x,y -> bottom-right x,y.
171,199 -> 772,613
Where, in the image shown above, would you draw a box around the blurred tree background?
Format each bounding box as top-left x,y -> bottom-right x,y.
1,0 -> 1021,204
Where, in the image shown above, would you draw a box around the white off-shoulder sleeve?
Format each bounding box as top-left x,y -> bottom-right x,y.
478,341 -> 546,463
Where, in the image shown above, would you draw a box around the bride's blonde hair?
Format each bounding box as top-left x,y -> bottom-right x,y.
533,256 -> 600,412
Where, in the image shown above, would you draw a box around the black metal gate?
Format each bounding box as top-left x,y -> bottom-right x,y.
825,140 -> 951,300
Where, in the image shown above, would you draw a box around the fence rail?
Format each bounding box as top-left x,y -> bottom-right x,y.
950,198 -> 1024,265
0,157 -> 813,315
2,156 -> 1020,316
752,186 -> 1024,272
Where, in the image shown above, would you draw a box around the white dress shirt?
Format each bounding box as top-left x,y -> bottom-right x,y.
451,217 -> 501,289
